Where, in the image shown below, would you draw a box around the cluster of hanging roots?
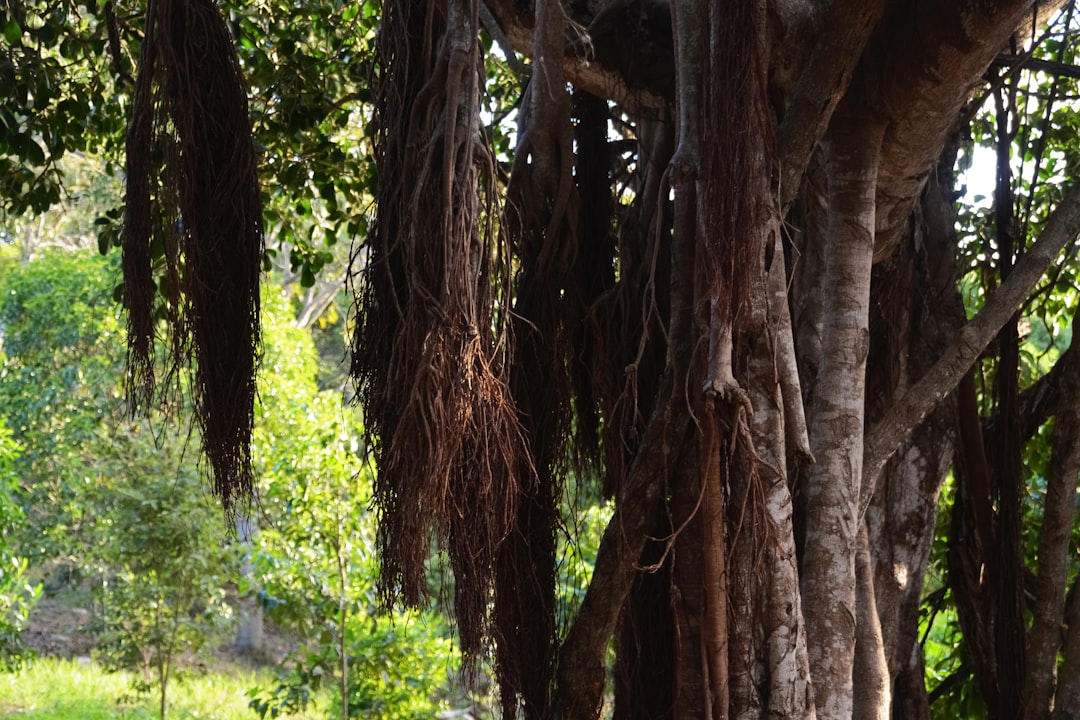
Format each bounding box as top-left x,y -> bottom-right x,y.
350,0 -> 531,671
351,0 -> 770,713
122,0 -> 263,520
118,0 -> 768,712
349,0 -> 601,710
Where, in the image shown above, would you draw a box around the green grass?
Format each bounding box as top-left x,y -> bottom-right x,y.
0,657 -> 326,720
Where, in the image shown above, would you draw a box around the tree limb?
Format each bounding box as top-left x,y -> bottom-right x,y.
862,179 -> 1080,506
482,0 -> 669,116
776,0 -> 888,212
991,52 -> 1080,81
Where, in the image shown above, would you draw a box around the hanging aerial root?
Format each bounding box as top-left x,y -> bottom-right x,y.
699,0 -> 770,402
350,0 -> 526,669
122,0 -> 264,520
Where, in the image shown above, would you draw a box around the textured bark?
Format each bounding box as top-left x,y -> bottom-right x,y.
853,524 -> 890,719
802,109 -> 885,720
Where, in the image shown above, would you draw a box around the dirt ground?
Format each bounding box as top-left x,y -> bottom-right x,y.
24,592 -> 297,670
23,596 -> 97,660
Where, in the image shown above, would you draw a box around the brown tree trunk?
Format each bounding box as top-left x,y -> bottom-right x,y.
853,523 -> 890,719
1054,584 -> 1080,719
1027,343 -> 1080,718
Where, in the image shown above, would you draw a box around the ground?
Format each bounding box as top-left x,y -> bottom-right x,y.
24,587 -> 297,672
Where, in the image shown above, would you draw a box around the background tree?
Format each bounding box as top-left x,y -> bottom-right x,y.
0,251 -> 237,719
0,417 -> 38,673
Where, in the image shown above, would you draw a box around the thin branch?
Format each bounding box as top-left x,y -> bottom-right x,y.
990,53 -> 1080,81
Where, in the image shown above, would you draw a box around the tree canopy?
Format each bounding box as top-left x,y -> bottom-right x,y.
3,0 -> 1080,718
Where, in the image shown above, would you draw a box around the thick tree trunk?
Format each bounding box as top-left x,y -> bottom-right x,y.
866,153 -> 965,720
801,110 -> 885,720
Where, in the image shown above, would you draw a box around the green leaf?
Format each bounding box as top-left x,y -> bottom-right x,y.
3,20 -> 20,46
24,139 -> 45,166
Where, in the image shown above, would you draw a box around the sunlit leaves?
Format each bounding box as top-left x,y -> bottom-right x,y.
246,290 -> 457,718
0,0 -> 127,218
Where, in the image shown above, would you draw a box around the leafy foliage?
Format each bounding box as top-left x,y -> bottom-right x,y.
247,291 -> 457,719
0,417 -> 39,672
0,250 -> 235,717
0,250 -> 125,563
0,0 -> 125,218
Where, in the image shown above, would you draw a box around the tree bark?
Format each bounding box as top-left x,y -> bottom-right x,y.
801,109 -> 885,720
1054,583 -> 1080,719
1026,341 -> 1080,719
853,524 -> 890,719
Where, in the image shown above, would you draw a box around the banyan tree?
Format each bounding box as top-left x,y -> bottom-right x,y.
111,0 -> 1080,717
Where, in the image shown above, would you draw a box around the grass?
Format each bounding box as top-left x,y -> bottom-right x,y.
0,657 -> 327,720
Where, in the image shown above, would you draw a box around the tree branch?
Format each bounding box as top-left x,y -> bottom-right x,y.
776,0 -> 888,212
482,0 -> 669,116
862,179 -> 1080,506
556,373 -> 686,720
991,53 -> 1080,81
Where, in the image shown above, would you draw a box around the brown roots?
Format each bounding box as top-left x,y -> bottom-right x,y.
122,0 -> 264,520
350,0 -> 526,666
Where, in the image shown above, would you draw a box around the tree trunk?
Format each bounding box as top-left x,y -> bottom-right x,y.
1054,583 -> 1080,719
1027,342 -> 1080,718
802,109 -> 885,720
853,524 -> 890,719
757,237 -> 816,719
866,151 -> 965,720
